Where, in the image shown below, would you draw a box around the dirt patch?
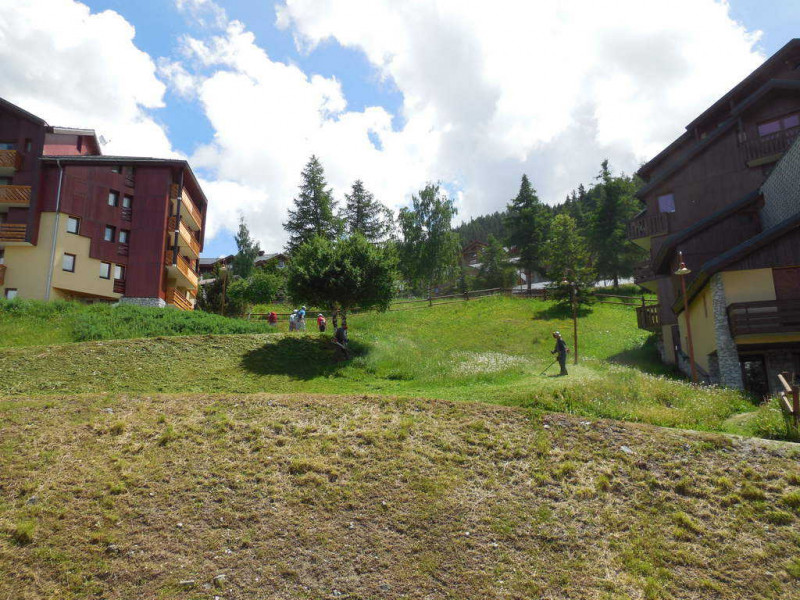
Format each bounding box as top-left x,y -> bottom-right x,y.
1,393 -> 799,599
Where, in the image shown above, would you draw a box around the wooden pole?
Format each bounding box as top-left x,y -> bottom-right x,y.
572,284 -> 579,365
680,273 -> 698,383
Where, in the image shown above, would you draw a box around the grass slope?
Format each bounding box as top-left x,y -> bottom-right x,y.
1,394 -> 799,599
0,300 -> 274,347
0,296 -> 767,435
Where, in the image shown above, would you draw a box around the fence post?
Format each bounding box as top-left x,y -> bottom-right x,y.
793,383 -> 800,427
428,295 -> 432,307
465,289 -> 470,301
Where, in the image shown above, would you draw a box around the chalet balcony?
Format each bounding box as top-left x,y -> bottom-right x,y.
113,279 -> 126,295
636,304 -> 661,332
740,125 -> 800,166
0,223 -> 27,244
626,212 -> 669,249
0,185 -> 31,208
168,216 -> 201,258
0,264 -> 5,286
169,184 -> 202,231
165,250 -> 199,290
0,150 -> 22,173
728,300 -> 800,336
166,287 -> 194,311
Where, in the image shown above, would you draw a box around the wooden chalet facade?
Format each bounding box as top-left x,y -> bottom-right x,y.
630,39 -> 800,395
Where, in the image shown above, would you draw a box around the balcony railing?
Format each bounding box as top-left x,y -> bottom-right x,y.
740,125 -> 800,164
165,250 -> 199,289
113,279 -> 126,294
636,304 -> 661,332
633,260 -> 657,285
0,150 -> 22,171
168,216 -> 201,257
166,287 -> 194,311
728,300 -> 800,336
0,185 -> 31,207
169,184 -> 202,230
626,212 -> 668,242
0,264 -> 5,286
0,223 -> 27,242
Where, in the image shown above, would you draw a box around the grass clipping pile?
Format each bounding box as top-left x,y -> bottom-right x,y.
1,393 -> 800,599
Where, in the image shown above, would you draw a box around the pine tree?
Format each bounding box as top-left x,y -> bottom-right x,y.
284,155 -> 341,253
477,234 -> 515,289
504,174 -> 550,292
543,214 -> 595,308
231,216 -> 261,279
587,160 -> 642,287
342,179 -> 393,242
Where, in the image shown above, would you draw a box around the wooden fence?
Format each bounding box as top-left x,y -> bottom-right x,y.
777,372 -> 799,427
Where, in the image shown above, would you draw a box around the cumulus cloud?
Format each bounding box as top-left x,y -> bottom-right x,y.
0,0 -> 175,157
276,0 -> 764,217
163,20 -> 435,250
174,0 -> 228,29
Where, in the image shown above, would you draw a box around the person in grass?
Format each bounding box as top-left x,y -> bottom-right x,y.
551,331 -> 569,376
333,324 -> 349,359
288,310 -> 297,332
297,306 -> 307,331
267,311 -> 278,328
317,313 -> 327,332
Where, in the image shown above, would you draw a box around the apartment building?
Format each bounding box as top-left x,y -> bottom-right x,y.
0,97 -> 207,310
630,39 -> 800,395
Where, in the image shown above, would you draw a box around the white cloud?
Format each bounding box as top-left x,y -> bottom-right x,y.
0,0 -> 175,158
163,20 -> 435,250
174,0 -> 227,29
276,0 -> 764,218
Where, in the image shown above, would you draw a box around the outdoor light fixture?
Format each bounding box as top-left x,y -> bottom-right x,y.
674,251 -> 697,383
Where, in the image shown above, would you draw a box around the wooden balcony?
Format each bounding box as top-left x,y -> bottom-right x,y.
0,223 -> 27,243
636,304 -> 661,332
0,185 -> 31,208
168,216 -> 201,258
170,184 -> 202,230
166,287 -> 194,311
626,212 -> 668,248
728,300 -> 800,336
113,279 -> 126,295
633,260 -> 657,284
740,125 -> 800,165
0,150 -> 22,172
165,250 -> 199,290
0,264 -> 5,286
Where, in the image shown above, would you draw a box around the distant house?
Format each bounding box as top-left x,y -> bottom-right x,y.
461,240 -> 488,265
629,39 -> 800,395
198,250 -> 289,283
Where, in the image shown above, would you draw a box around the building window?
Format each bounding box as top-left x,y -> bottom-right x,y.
758,112 -> 800,137
122,194 -> 133,209
99,262 -> 111,279
111,165 -> 122,174
25,139 -> 32,152
114,265 -> 125,280
104,226 -> 116,242
0,176 -> 12,186
0,142 -> 16,150
4,289 -> 17,299
62,253 -> 76,272
118,229 -> 130,244
67,216 -> 80,234
108,190 -> 120,207
657,193 -> 676,213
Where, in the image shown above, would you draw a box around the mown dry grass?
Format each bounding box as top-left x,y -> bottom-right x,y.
1,393 -> 799,599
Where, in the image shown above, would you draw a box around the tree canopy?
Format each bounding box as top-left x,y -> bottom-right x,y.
505,174 -> 550,291
284,155 -> 341,253
231,216 -> 261,279
397,183 -> 461,295
342,179 -> 394,242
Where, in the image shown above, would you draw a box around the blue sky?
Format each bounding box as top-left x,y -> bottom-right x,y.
3,0 -> 796,258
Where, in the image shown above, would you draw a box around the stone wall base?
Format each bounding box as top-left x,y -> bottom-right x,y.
120,297 -> 167,308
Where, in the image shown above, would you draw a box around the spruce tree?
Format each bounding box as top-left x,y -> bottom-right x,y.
504,174 -> 549,292
342,179 -> 393,242
232,216 -> 261,279
477,234 -> 515,289
284,155 -> 341,253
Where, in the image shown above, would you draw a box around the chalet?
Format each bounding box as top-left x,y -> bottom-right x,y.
630,40 -> 800,394
461,240 -> 488,265
0,97 -> 208,310
198,251 -> 288,281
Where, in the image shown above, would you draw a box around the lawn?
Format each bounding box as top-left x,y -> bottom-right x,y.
1,394 -> 798,599
0,295 -> 786,438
